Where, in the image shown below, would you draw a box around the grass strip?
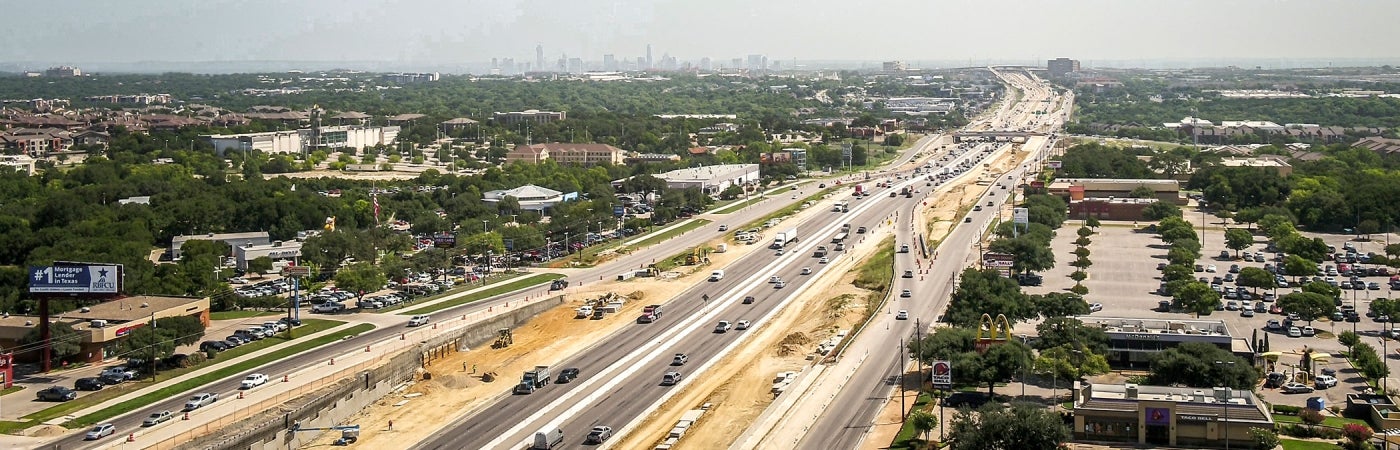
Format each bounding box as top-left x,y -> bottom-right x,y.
1273,413 -> 1370,429
376,272 -> 527,313
739,187 -> 839,233
888,391 -> 935,449
624,219 -> 711,250
63,323 -> 375,428
1281,438 -> 1344,450
210,310 -> 278,320
399,273 -> 565,316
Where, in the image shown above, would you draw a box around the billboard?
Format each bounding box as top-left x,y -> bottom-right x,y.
1047,160 -> 1063,169
28,265 -> 121,294
614,206 -> 626,217
433,234 -> 457,248
1012,207 -> 1029,225
982,252 -> 1015,277
931,360 -> 952,388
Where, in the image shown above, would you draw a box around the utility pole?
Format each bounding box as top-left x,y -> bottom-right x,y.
150,311 -> 157,382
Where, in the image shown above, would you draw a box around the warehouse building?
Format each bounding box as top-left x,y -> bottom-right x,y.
202,125 -> 400,156
234,240 -> 303,271
643,164 -> 760,194
170,232 -> 270,259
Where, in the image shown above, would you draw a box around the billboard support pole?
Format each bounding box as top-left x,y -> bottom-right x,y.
39,298 -> 50,373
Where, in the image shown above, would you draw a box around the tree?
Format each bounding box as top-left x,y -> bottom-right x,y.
121,324 -> 177,360
1129,185 -> 1157,199
1166,245 -> 1200,266
1032,293 -> 1091,319
988,237 -> 1055,276
971,341 -> 1032,397
947,402 -> 1070,450
1148,342 -> 1258,389
1161,226 -> 1199,245
945,268 -> 1034,327
1085,216 -> 1101,230
718,184 -> 745,200
909,409 -> 938,444
1142,201 -> 1182,221
1071,256 -> 1093,270
246,256 -> 273,277
333,262 -> 387,298
1224,228 -> 1254,258
1387,243 -> 1400,258
1175,281 -> 1221,317
1339,330 -> 1360,352
1035,317 -> 1109,355
1301,280 -> 1342,300
20,321 -> 82,364
1073,236 -> 1092,247
302,229 -> 376,270
1248,427 -> 1281,450
1162,264 -> 1194,283
1283,254 -> 1316,281
1342,423 -> 1374,450
1279,292 -> 1335,325
1069,270 -> 1088,284
1236,267 -> 1277,293
1357,220 -> 1381,239
158,316 -> 206,346
1258,214 -> 1296,242
1077,226 -> 1092,238
1035,344 -> 1110,381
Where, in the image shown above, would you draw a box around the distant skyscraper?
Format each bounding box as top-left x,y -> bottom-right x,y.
646,44 -> 653,70
603,54 -> 617,71
536,44 -> 546,73
747,54 -> 765,71
700,57 -> 712,72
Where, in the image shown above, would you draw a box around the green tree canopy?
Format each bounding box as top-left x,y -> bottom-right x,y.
947,402 -> 1070,450
1148,342 -> 1258,389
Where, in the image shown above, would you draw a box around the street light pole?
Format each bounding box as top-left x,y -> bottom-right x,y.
1215,360 -> 1235,450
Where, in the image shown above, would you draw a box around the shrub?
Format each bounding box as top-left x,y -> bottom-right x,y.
1272,404 -> 1302,415
1069,284 -> 1089,295
1248,427 -> 1280,450
1299,408 -> 1325,426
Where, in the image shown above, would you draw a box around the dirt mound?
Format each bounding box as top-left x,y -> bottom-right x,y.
24,424 -> 67,437
627,291 -> 644,301
779,332 -> 812,346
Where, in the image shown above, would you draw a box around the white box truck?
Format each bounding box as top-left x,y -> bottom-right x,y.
770,227 -> 798,249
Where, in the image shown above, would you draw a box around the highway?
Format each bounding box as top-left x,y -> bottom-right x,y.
414,137 -> 953,450
48,176 -> 825,449
794,69 -> 1069,449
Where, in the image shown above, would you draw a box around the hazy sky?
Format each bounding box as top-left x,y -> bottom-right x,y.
5,0 -> 1399,65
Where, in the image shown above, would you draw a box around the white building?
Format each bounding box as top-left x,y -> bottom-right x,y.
883,97 -> 957,116
0,155 -> 37,176
646,164 -> 761,194
483,185 -> 567,212
234,241 -> 303,271
171,232 -> 271,259
202,125 -> 400,156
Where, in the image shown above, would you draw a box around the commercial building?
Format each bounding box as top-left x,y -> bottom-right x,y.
624,153 -> 682,164
170,232 -> 271,259
1048,58 -> 1081,77
202,125 -> 400,156
382,72 -> 440,83
483,184 -> 569,212
493,110 -> 566,125
45,66 -> 82,77
882,61 -> 908,72
233,240 -> 303,271
643,164 -> 760,194
1217,156 -> 1293,177
1074,316 -> 1252,368
1069,197 -> 1157,221
1072,382 -> 1272,448
506,143 -> 625,166
0,295 -> 211,363
1048,178 -> 1184,205
884,97 -> 957,116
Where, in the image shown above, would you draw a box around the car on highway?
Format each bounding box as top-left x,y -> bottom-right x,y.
585,425 -> 614,444
714,321 -> 732,333
856,227 -> 867,234
774,281 -> 786,289
142,410 -> 174,427
769,275 -> 782,283
74,377 -> 105,391
240,373 -> 269,389
819,257 -> 830,264
964,217 -> 972,223
973,205 -> 983,211
184,393 -> 218,411
896,310 -> 909,320
903,270 -> 914,278
1089,303 -> 1103,313
1281,382 -> 1315,394
661,372 -> 683,386
718,225 -> 728,232
37,386 -> 77,402
672,354 -> 689,366
408,315 -> 431,327
84,423 -> 116,440
736,320 -> 751,330
801,267 -> 812,275
900,289 -> 912,298
556,368 -> 580,383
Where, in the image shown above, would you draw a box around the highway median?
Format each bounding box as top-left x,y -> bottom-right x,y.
399,273 -> 565,316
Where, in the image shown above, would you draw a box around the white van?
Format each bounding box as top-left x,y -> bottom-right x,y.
532,428 -> 564,449
709,270 -> 725,281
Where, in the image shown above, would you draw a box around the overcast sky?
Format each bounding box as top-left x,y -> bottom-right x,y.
5,0 -> 1399,67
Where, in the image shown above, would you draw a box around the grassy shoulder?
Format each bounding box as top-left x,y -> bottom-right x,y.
854,236 -> 896,293
738,186 -> 840,234
63,322 -> 374,428
210,310 -> 279,321
399,273 -> 565,316
625,219 -> 712,250
377,272 -> 527,313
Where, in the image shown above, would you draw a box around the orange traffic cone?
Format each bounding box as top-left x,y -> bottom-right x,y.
183,412 -> 190,420
365,345 -> 371,353
127,433 -> 135,442
238,391 -> 244,399
283,375 -> 289,382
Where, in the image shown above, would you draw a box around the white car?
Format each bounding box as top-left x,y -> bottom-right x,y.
819,257 -> 830,264
801,267 -> 812,275
900,289 -> 912,298
672,353 -> 689,366
142,410 -> 173,427
1089,303 -> 1103,312
774,281 -> 786,289
183,393 -> 218,411
661,371 -> 683,386
408,315 -> 430,327
240,373 -> 269,389
896,310 -> 909,320
1206,265 -> 1217,273
769,276 -> 781,284
84,423 -> 116,440
735,320 -> 751,330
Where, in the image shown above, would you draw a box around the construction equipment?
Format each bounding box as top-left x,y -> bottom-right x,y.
493,328 -> 513,349
290,422 -> 360,445
684,247 -> 711,265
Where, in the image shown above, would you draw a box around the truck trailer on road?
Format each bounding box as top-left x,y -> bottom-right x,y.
514,365 -> 551,394
771,227 -> 799,249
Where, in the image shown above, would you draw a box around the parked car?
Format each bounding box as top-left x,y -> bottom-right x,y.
100,366 -> 137,381
200,341 -> 229,353
1089,303 -> 1103,313
1315,375 -> 1338,389
1282,382 -> 1315,394
36,386 -> 78,402
74,377 -> 105,391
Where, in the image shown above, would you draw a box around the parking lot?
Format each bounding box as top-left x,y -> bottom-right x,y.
1022,219 -> 1398,409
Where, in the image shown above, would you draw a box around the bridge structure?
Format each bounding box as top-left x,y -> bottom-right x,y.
952,130 -> 1047,143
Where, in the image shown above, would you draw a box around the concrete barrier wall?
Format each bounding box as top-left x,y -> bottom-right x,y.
186,295 -> 566,450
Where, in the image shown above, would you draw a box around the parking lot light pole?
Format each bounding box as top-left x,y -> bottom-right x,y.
1215,360 -> 1234,450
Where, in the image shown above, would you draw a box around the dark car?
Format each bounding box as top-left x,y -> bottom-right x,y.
98,374 -> 127,385
556,368 -> 580,384
74,377 -> 105,391
37,386 -> 78,402
943,392 -> 991,408
199,341 -> 229,353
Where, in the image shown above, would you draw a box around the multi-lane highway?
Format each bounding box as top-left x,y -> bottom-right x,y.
794,69 -> 1068,449
47,176 -> 832,449
414,135 -> 951,450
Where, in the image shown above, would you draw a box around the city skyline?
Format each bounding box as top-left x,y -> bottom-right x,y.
2,0 -> 1399,73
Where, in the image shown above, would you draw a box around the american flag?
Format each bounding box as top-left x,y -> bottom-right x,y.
372,194 -> 381,224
